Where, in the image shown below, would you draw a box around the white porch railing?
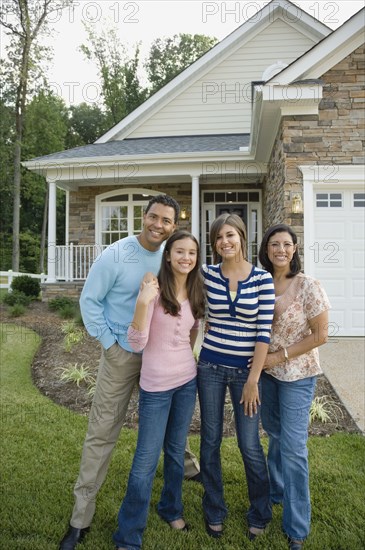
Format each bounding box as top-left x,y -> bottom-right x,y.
55,244 -> 106,281
0,270 -> 47,291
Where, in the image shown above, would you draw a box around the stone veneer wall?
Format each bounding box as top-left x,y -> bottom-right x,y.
41,281 -> 85,301
68,183 -> 193,244
264,45 -> 365,249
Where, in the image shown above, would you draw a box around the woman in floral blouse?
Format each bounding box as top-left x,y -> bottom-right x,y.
258,224 -> 331,550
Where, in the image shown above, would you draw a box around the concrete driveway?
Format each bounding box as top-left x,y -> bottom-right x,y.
319,338 -> 365,434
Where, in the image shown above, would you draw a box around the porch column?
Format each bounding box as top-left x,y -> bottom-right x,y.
65,190 -> 69,247
191,175 -> 200,239
65,190 -> 70,282
47,179 -> 57,283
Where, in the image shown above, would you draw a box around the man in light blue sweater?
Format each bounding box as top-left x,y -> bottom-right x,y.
60,195 -> 200,550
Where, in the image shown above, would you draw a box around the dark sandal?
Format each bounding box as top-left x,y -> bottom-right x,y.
160,516 -> 189,532
204,519 -> 223,538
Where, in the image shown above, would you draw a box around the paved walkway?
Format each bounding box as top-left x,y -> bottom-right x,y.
319,337 -> 365,434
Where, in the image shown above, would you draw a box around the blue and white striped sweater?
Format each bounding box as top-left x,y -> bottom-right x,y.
200,264 -> 275,368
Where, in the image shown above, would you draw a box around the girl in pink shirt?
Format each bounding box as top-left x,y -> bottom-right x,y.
113,230 -> 205,550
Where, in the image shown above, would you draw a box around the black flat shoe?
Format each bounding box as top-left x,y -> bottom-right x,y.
59,525 -> 90,550
204,519 -> 223,538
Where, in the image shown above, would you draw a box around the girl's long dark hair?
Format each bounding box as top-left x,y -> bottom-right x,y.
158,230 -> 205,319
259,224 -> 301,278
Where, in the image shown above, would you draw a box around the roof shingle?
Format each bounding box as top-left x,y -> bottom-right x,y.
29,134 -> 250,162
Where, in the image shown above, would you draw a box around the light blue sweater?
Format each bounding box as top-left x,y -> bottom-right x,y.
80,236 -> 163,352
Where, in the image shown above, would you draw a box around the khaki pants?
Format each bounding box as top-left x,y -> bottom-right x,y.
70,343 -> 199,528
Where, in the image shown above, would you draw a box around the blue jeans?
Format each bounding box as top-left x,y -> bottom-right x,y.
197,360 -> 272,529
261,372 -> 316,541
113,378 -> 197,550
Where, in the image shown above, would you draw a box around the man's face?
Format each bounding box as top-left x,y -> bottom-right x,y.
139,203 -> 177,251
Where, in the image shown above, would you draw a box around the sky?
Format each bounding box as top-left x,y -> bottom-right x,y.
1,0 -> 364,105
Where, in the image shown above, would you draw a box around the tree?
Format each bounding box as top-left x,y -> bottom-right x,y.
145,33 -> 218,94
23,90 -> 69,272
80,25 -> 147,126
66,102 -> 108,148
0,0 -> 73,271
0,98 -> 16,269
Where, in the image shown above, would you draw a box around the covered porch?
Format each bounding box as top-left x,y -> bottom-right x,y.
23,134 -> 268,283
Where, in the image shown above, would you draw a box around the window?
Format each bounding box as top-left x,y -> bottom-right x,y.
97,190 -> 160,246
316,192 -> 343,208
354,193 -> 365,207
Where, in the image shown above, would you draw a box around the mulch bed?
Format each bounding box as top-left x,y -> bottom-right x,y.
1,300 -> 361,437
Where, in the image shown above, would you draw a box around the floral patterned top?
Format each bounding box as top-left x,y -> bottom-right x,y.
267,273 -> 331,382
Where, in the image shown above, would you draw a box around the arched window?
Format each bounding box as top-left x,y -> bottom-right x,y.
95,189 -> 162,246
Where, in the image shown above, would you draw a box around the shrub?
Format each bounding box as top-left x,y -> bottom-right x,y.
48,296 -> 75,312
58,304 -> 77,319
2,290 -> 31,307
11,275 -> 40,298
8,304 -> 26,317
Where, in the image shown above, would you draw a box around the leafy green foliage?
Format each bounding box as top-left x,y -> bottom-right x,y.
48,296 -> 80,320
310,395 -> 343,425
0,25 -> 218,273
48,296 -> 76,311
11,275 -> 40,297
8,304 -> 26,317
2,290 -> 31,307
86,378 -> 97,397
59,363 -> 95,387
80,25 -> 147,126
61,321 -> 84,352
0,0 -> 73,271
145,33 -> 218,94
58,304 -> 78,319
67,103 -> 109,147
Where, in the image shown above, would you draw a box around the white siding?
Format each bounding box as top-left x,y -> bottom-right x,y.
128,19 -> 316,138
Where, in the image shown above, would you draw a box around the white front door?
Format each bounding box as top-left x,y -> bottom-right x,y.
201,189 -> 262,265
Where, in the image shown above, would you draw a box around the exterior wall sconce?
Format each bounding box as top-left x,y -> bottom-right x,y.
180,208 -> 189,220
292,193 -> 303,214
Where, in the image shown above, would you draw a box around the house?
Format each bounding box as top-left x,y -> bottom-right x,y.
23,0 -> 365,337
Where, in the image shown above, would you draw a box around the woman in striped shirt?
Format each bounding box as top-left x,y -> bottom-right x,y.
197,213 -> 275,542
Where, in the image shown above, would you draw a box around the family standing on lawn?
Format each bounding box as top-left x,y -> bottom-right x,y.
59,195 -> 330,550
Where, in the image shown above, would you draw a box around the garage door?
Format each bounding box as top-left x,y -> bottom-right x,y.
313,188 -> 364,337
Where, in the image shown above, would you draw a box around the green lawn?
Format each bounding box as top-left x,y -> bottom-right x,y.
1,323 -> 364,550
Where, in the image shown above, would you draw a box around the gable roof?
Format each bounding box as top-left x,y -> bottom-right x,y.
267,7 -> 365,84
250,7 -> 365,162
95,0 -> 331,144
